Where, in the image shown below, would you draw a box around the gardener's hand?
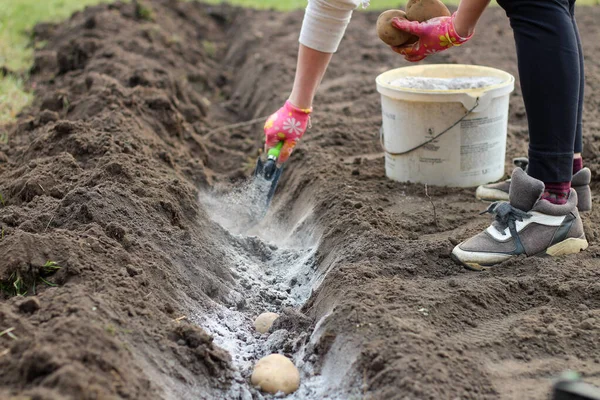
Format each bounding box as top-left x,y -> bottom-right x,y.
391,13 -> 473,62
264,100 -> 311,164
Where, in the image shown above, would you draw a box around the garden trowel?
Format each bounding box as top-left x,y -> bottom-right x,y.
253,141 -> 284,215
552,371 -> 600,400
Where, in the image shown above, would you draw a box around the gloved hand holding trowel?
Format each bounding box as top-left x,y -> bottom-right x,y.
264,101 -> 311,165
253,101 -> 311,211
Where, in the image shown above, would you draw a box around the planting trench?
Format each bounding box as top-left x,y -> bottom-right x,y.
1,1 -> 600,399
196,183 -> 343,399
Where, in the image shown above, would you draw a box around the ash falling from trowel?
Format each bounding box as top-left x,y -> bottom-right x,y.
195,179 -> 336,398
199,177 -> 275,235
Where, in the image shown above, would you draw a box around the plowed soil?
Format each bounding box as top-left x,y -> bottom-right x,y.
1,1 -> 599,399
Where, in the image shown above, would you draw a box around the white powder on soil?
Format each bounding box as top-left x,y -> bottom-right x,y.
390,76 -> 504,90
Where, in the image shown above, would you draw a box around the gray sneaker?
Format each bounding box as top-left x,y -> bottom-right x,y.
453,168 -> 588,271
475,158 -> 592,212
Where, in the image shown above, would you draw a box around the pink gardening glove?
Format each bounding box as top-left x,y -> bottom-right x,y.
391,13 -> 472,62
264,100 -> 311,164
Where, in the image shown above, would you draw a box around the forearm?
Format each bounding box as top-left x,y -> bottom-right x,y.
292,0 -> 362,109
289,45 -> 333,109
454,0 -> 490,37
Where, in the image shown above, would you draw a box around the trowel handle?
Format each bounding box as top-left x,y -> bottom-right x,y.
267,141 -> 284,160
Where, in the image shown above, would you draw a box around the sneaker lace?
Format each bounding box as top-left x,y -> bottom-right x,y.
480,202 -> 532,235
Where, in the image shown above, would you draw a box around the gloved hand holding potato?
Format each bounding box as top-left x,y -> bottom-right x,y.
376,0 -> 472,62
392,14 -> 473,62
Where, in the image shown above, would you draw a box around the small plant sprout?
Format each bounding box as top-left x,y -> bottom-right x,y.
105,325 -> 116,336
39,277 -> 57,287
13,274 -> 25,295
202,41 -> 217,58
61,95 -> 70,112
134,0 -> 155,21
42,260 -> 61,273
39,261 -> 62,288
0,327 -> 18,340
0,273 -> 27,296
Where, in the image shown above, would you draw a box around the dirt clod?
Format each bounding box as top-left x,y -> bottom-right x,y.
16,297 -> 41,314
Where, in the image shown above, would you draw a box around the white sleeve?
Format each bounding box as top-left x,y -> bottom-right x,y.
299,0 -> 368,53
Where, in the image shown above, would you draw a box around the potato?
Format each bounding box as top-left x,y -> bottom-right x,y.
254,312 -> 279,334
251,354 -> 300,395
377,10 -> 417,47
406,0 -> 451,23
406,0 -> 419,14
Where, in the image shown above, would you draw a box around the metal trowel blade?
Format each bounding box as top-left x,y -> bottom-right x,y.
253,157 -> 284,216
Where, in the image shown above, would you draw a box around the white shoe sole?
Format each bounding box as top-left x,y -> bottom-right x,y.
452,236 -> 589,271
475,186 -> 510,202
451,246 -> 512,270
546,236 -> 589,257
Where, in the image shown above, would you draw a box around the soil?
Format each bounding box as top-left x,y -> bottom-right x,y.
1,1 -> 599,399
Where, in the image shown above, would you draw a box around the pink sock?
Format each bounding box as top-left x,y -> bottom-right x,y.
542,182 -> 571,205
573,157 -> 583,174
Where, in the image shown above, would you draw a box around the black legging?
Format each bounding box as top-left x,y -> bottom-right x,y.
497,0 -> 584,183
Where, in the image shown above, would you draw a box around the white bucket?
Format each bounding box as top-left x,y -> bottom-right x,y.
376,64 -> 515,187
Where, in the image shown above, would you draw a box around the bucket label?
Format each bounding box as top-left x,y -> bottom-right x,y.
460,115 -> 505,174
383,110 -> 396,121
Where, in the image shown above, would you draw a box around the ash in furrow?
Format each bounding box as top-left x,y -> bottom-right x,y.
194,182 -> 330,398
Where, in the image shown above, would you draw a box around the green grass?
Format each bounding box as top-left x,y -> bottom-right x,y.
0,0 -> 115,124
0,72 -> 33,124
0,0 -> 115,72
